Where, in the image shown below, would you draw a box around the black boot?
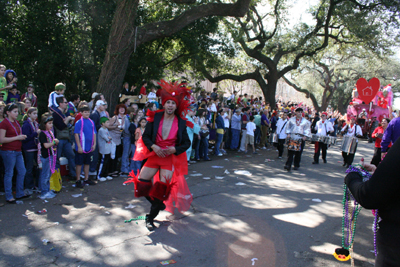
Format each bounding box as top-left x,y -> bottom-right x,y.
145,198 -> 165,231
145,214 -> 156,231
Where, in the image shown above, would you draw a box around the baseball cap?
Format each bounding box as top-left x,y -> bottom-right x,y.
92,92 -> 99,99
96,100 -> 106,107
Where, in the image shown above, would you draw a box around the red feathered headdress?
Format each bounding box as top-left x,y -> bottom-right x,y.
158,79 -> 191,118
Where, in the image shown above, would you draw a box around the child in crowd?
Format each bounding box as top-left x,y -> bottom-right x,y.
0,65 -> 8,102
38,113 -> 59,199
245,116 -> 257,154
74,106 -> 97,188
73,101 -> 88,124
5,69 -> 17,89
0,103 -> 28,203
22,107 -> 41,193
128,115 -> 137,174
48,83 -> 65,109
6,88 -> 20,104
16,101 -> 25,125
97,117 -> 113,182
131,117 -> 146,174
21,84 -> 38,107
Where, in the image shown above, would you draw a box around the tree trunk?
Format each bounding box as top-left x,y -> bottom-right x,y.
96,0 -> 251,111
97,0 -> 139,110
259,74 -> 276,108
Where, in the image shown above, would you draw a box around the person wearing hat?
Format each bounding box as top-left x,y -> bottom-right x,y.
312,111 -> 334,164
284,107 -> 311,171
88,92 -> 99,111
128,80 -> 192,231
48,83 -> 65,109
341,116 -> 363,167
21,84 -> 38,107
88,99 -> 107,175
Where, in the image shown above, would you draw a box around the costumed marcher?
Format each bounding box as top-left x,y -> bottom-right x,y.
275,112 -> 288,159
340,117 -> 363,167
284,107 -> 311,171
127,80 -> 192,231
185,105 -> 200,163
345,138 -> 400,266
312,112 -> 334,164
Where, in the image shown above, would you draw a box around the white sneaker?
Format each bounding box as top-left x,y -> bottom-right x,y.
89,171 -> 97,176
106,176 -> 113,180
40,192 -> 56,200
217,153 -> 223,156
261,147 -> 267,150
98,177 -> 107,182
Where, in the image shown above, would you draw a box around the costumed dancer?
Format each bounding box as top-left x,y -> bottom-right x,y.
284,107 -> 311,171
127,80 -> 193,231
341,117 -> 363,167
312,112 -> 334,164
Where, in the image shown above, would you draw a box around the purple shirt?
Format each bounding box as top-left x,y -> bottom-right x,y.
381,117 -> 400,152
261,114 -> 270,126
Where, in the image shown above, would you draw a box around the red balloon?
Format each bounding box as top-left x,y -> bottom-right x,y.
356,77 -> 380,104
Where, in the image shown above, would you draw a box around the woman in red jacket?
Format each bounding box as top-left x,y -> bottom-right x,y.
371,118 -> 391,167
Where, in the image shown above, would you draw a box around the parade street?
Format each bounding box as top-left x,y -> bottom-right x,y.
0,140 -> 376,267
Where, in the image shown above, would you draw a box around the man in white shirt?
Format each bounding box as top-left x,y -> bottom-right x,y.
312,112 -> 334,164
221,108 -> 231,153
341,116 -> 363,167
284,107 -> 311,171
275,112 -> 289,158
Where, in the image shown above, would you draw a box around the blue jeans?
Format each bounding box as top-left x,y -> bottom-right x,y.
255,126 -> 261,145
231,129 -> 240,149
194,136 -> 201,160
23,150 -> 40,189
200,137 -> 210,160
215,133 -> 223,155
129,144 -> 142,175
121,135 -> 131,173
1,150 -> 26,200
90,135 -> 99,173
57,139 -> 76,177
40,156 -> 51,196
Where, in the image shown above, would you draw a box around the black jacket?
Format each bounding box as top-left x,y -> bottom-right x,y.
345,137 -> 400,248
142,112 -> 191,156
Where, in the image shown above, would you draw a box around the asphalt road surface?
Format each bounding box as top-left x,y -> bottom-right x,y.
0,139 -> 378,267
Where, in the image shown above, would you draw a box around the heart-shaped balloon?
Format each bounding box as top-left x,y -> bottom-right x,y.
356,78 -> 380,104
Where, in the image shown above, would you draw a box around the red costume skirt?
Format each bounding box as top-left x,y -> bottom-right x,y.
133,137 -> 192,214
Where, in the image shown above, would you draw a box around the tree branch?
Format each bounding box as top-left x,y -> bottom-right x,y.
282,76 -> 320,111
138,0 -> 251,45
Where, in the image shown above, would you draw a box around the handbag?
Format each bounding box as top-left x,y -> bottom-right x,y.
50,169 -> 62,192
56,127 -> 70,140
273,121 -> 287,143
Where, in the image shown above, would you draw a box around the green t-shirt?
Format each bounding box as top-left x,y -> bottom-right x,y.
0,77 -> 8,102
